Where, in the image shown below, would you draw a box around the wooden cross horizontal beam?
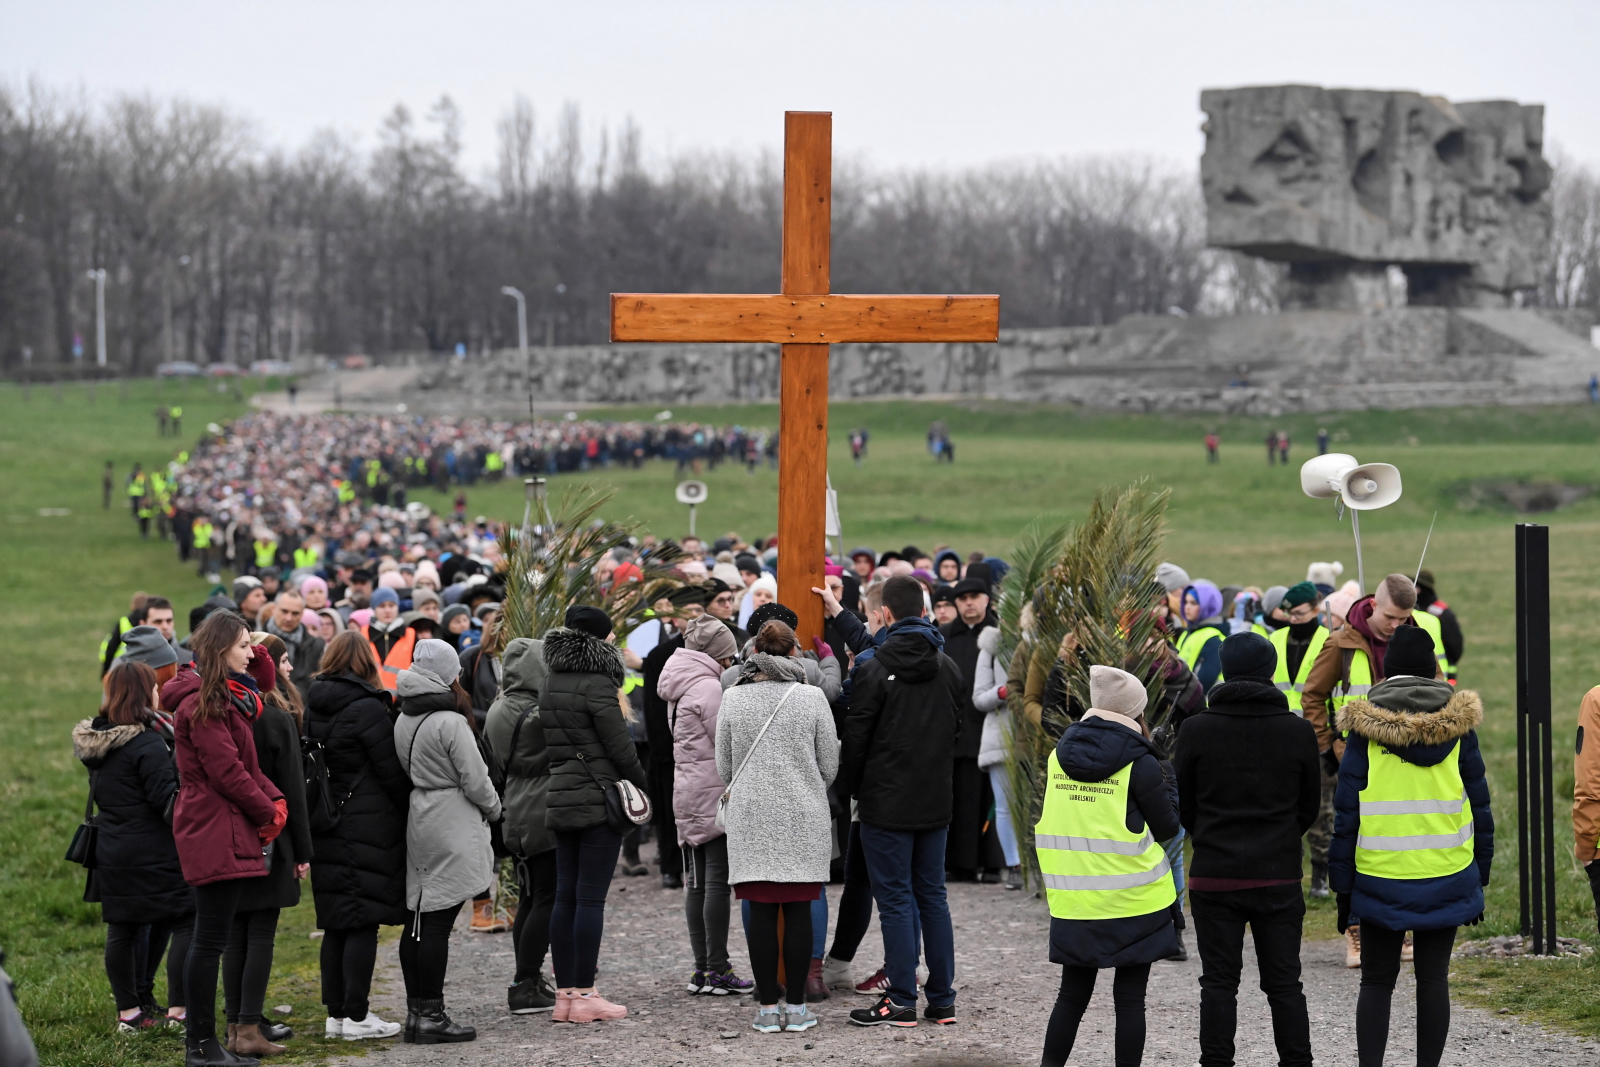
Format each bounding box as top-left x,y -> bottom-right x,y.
610,293 -> 1000,344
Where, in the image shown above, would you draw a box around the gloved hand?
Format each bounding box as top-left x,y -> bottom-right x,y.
259,797 -> 288,842
997,685 -> 1008,701
811,636 -> 834,660
1321,748 -> 1341,777
1336,892 -> 1352,932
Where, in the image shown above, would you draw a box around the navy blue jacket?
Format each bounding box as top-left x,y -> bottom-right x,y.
1329,678 -> 1492,931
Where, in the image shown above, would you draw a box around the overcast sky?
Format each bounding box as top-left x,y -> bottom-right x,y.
5,0 -> 1597,178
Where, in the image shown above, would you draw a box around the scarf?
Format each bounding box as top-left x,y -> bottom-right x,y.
266,617 -> 305,648
736,652 -> 807,684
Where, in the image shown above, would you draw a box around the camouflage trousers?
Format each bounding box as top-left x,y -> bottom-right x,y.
1306,762 -> 1337,868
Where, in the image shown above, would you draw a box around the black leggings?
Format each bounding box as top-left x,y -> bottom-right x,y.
827,821 -> 874,963
223,908 -> 280,1024
513,852 -> 558,983
746,901 -> 812,1007
320,927 -> 378,1021
550,826 -> 622,989
185,880 -> 245,1045
1357,925 -> 1456,1067
399,903 -> 464,1001
105,917 -> 192,1011
1042,962 -> 1150,1067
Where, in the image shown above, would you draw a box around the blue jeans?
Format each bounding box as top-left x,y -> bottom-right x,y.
859,823 -> 955,1009
550,826 -> 622,988
1162,827 -> 1186,894
988,765 -> 1021,868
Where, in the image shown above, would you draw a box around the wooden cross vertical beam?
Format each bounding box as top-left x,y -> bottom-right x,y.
778,112 -> 831,649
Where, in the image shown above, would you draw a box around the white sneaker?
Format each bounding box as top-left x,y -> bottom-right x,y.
342,1012 -> 402,1040
821,955 -> 853,991
324,1016 -> 345,1038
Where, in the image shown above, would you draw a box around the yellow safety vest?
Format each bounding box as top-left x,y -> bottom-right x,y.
254,539 -> 279,568
337,480 -> 356,504
1411,611 -> 1450,681
127,475 -> 145,497
193,519 -> 213,548
1353,739 -> 1474,880
1034,750 -> 1176,920
1176,625 -> 1224,671
294,545 -> 321,569
1269,625 -> 1331,700
99,616 -> 133,661
170,406 -> 183,419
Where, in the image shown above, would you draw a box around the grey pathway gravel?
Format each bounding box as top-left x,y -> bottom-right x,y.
324,840 -> 1596,1066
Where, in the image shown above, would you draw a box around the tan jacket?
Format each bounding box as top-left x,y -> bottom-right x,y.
1574,686 -> 1600,862
1300,620 -> 1441,755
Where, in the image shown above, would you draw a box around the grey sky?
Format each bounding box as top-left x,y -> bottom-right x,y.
5,0 -> 1596,177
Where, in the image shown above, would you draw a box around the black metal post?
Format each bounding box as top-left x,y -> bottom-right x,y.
1517,523 -> 1556,954
1515,525 -> 1531,938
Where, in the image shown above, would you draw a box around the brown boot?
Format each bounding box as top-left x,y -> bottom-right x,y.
805,957 -> 829,1001
232,1022 -> 286,1056
224,1022 -> 237,1052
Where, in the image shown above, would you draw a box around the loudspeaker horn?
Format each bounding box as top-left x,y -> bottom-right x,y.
1300,453 -> 1358,499
1339,463 -> 1402,510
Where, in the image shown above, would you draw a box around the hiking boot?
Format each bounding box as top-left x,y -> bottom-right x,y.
848,994 -> 918,1027
184,1037 -> 259,1066
821,954 -> 853,991
231,1023 -> 285,1057
1345,926 -> 1362,969
469,897 -> 507,932
508,977 -> 556,1014
567,992 -> 627,1023
923,1003 -> 957,1025
404,999 -> 475,1044
751,1006 -> 784,1033
784,1003 -> 821,1032
1401,932 -> 1414,963
854,967 -> 890,996
685,970 -> 706,995
259,1022 -> 292,1043
702,969 -> 754,996
342,1013 -> 401,1040
1310,862 -> 1331,899
1004,866 -> 1023,891
805,958 -> 830,1001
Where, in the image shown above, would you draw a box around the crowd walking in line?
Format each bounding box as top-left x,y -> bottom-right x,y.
64,407 -> 1518,1066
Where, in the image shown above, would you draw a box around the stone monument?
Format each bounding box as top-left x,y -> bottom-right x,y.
1200,85 -> 1552,309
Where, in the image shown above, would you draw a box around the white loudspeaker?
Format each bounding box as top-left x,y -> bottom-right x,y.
1300,454 -> 1358,499
1339,463 -> 1402,510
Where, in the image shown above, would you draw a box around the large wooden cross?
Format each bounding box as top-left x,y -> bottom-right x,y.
611,111 -> 999,645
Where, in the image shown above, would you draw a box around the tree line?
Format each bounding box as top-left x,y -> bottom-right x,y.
1,80 -> 1595,377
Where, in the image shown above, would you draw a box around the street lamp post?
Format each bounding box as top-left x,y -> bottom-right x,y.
87,269 -> 107,368
501,285 -> 530,419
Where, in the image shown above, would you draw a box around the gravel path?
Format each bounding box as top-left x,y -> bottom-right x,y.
327,839 -> 1595,1066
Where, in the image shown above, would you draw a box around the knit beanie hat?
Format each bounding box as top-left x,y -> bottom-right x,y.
379,570 -> 408,590
1384,626 -> 1436,679
1156,562 -> 1191,594
1281,581 -> 1320,610
1261,586 -> 1290,618
440,603 -> 470,628
299,575 -> 328,595
1219,632 -> 1276,681
565,604 -> 614,641
120,626 -> 179,669
748,601 -> 799,634
370,587 -> 399,607
684,613 -> 738,661
409,638 -> 462,686
749,573 -> 778,598
1089,665 -> 1147,719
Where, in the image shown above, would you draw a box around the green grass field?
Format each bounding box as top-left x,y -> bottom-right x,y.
6,380 -> 1600,1061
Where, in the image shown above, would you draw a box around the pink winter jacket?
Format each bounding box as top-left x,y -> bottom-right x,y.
658,647 -> 728,848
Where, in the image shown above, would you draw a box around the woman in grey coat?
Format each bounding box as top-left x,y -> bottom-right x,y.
392,639 -> 501,1045
716,620 -> 839,1035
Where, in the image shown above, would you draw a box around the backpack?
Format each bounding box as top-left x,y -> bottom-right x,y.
302,736 -> 366,834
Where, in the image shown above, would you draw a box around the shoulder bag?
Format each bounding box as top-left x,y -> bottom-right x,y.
64,771 -> 99,868
715,682 -> 798,830
575,751 -> 652,836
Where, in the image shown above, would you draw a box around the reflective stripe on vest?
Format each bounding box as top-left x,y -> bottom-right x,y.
1353,740 -> 1474,880
1034,750 -> 1176,920
365,625 -> 416,691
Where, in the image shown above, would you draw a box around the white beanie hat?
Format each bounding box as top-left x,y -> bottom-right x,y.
1089,665 -> 1147,719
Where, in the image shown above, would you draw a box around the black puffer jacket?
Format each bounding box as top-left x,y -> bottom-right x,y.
72,717 -> 192,924
539,627 -> 648,834
841,617 -> 965,832
236,703 -> 316,912
940,611 -> 995,759
304,672 -> 412,928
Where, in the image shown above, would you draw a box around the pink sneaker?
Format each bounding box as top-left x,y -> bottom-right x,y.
567,992 -> 627,1023
552,990 -> 574,1023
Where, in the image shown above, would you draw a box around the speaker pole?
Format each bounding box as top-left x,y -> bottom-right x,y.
1350,510 -> 1365,595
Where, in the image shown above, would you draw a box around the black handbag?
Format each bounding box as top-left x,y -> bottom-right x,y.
575,752 -> 651,836
64,772 -> 99,868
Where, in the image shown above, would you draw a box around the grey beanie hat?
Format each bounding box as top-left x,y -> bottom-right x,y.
120,625 -> 179,670
684,612 -> 738,662
1089,664 -> 1148,719
409,638 -> 461,686
1155,562 -> 1190,594
1261,585 -> 1290,618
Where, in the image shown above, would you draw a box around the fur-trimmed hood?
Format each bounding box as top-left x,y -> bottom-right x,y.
1337,680 -> 1482,766
542,625 -> 625,686
73,718 -> 147,767
977,625 -> 1001,657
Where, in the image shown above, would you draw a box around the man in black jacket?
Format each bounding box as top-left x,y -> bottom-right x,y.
1175,633 -> 1319,1067
938,577 -> 996,880
842,576 -> 966,1027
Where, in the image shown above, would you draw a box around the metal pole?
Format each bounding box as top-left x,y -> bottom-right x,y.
688,502 -> 697,538
1515,524 -> 1533,941
1523,524 -> 1556,953
1350,510 -> 1365,595
91,269 -> 107,367
501,286 -> 530,420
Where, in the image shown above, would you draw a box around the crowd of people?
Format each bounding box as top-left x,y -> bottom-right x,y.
73,475 -> 1508,1067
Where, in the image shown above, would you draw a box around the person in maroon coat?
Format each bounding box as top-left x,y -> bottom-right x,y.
170,611 -> 285,1067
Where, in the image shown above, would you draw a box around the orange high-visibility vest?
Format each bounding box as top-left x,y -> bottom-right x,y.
364,625 -> 416,691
